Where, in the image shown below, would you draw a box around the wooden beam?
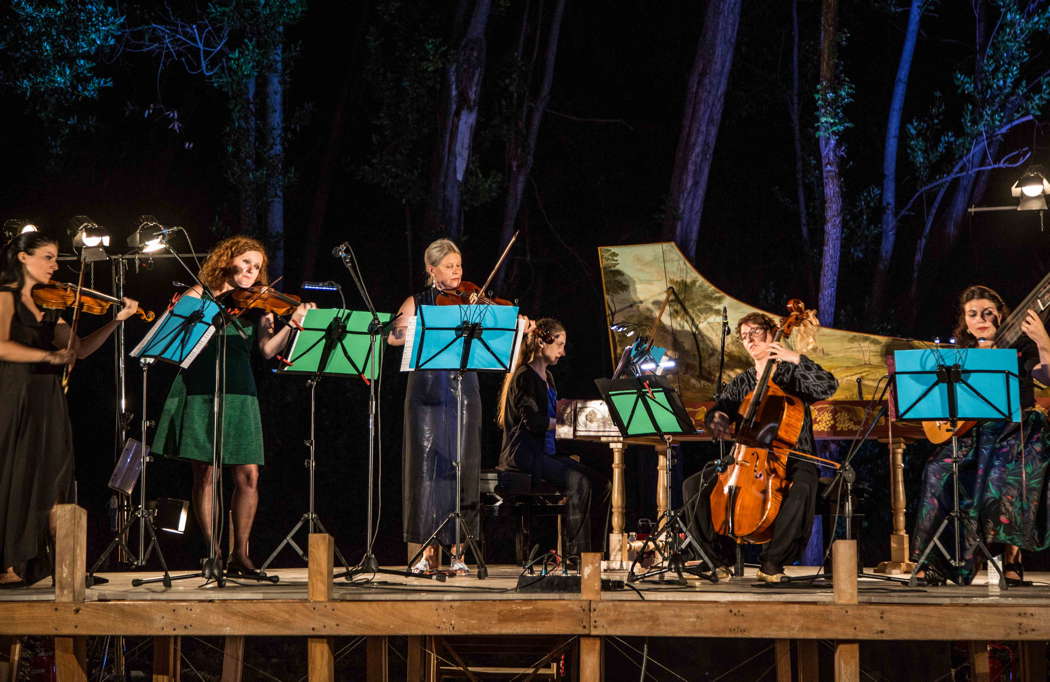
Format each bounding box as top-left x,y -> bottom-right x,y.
1020,641 -> 1047,682
579,552 -> 603,681
406,636 -> 424,682
55,505 -> 87,603
220,636 -> 244,682
834,643 -> 859,682
797,640 -> 818,682
307,534 -> 334,682
366,637 -> 389,682
55,637 -> 86,682
832,540 -> 857,605
578,637 -> 602,682
775,640 -> 791,682
152,636 -> 181,682
0,636 -> 21,682
969,642 -> 990,682
425,636 -> 439,682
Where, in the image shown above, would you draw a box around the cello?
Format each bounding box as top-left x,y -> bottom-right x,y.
708,299 -> 836,544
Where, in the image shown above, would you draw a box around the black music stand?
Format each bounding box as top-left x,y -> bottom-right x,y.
894,348 -> 1021,588
404,304 -> 525,579
595,376 -> 719,584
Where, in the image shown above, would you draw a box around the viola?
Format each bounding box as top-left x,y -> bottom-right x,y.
708,299 -> 825,544
434,281 -> 513,306
226,285 -> 304,317
32,282 -> 155,322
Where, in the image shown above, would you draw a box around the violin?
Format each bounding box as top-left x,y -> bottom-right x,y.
226,285 -> 304,317
708,299 -> 837,544
435,231 -> 520,307
32,282 -> 155,322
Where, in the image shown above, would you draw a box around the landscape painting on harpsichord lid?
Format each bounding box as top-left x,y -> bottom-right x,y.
598,242 -> 927,416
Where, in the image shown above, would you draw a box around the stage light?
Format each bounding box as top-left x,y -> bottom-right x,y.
2,219 -> 38,241
1011,166 -> 1050,211
68,215 -> 110,262
151,498 -> 190,534
127,215 -> 170,253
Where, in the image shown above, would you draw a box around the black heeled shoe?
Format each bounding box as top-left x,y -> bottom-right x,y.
912,564 -> 946,587
1003,562 -> 1032,587
226,558 -> 265,579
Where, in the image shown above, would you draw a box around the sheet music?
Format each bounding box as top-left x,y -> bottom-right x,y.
400,315 -> 418,371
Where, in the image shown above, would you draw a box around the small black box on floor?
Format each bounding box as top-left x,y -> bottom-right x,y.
516,574 -> 580,592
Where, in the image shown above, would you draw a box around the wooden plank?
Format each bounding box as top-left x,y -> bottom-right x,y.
775,640 -> 791,682
1020,641 -> 1047,682
55,505 -> 87,603
609,442 -> 627,566
55,636 -> 87,682
152,636 -> 181,682
581,553 -> 601,601
834,642 -> 858,682
425,636 -> 438,682
578,637 -> 602,682
969,642 -> 989,682
406,636 -> 424,682
832,541 -> 857,605
220,636 -> 244,682
366,637 -> 389,682
0,636 -> 21,682
307,534 -> 334,682
797,640 -> 818,682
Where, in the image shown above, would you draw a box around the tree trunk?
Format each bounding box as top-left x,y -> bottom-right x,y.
868,0 -> 924,320
817,0 -> 843,327
495,0 -> 566,291
661,0 -> 743,263
787,0 -> 815,299
424,0 -> 493,242
264,35 -> 285,279
239,78 -> 258,235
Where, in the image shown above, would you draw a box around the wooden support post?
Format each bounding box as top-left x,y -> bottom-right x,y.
775,640 -> 792,682
1019,641 -> 1047,682
220,637 -> 244,682
152,636 -> 181,682
367,637 -> 389,682
969,642 -> 990,682
579,552 -> 602,682
54,504 -> 87,682
406,636 -> 424,682
797,641 -> 819,682
607,440 -> 627,567
425,636 -> 439,682
875,435 -> 914,574
0,637 -> 21,682
307,534 -> 334,682
832,540 -> 859,681
655,442 -> 669,530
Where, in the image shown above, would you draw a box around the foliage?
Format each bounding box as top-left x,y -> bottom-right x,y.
814,78 -> 855,139
0,0 -> 124,155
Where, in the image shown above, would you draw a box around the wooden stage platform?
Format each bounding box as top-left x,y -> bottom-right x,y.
2,506 -> 1050,681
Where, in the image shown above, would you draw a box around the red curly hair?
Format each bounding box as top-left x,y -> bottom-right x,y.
199,236 -> 269,292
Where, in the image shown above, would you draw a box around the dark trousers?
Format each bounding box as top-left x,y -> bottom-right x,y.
682,458 -> 818,571
522,453 -> 609,557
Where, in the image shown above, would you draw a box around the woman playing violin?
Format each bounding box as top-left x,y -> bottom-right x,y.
682,311 -> 838,583
152,236 -> 315,577
388,238 -> 483,573
1,231 -> 140,587
911,285 -> 1050,586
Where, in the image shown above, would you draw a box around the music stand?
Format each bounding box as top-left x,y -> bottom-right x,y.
261,308 -> 397,580
404,304 -> 526,579
893,348 -> 1021,588
89,295 -> 222,587
595,376 -> 719,584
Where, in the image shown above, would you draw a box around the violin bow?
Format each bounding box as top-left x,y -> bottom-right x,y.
60,265 -> 88,393
474,230 -> 519,302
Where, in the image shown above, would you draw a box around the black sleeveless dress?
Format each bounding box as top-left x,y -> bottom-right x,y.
401,288 -> 481,546
0,286 -> 74,577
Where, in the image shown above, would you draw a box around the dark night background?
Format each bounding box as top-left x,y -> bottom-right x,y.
3,0 -> 1050,678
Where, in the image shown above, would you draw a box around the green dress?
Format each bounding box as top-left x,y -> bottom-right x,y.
152,318 -> 265,465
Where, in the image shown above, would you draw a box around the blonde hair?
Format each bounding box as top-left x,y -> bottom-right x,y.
497,318 -> 565,428
199,236 -> 270,292
424,238 -> 461,285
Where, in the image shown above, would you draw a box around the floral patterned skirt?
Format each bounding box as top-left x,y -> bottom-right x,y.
910,411 -> 1050,584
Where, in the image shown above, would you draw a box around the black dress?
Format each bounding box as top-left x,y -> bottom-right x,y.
401,288 -> 481,546
0,286 -> 74,578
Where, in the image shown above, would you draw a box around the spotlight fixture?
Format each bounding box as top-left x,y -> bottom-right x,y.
68,215 -> 110,262
1011,166 -> 1050,211
126,215 -> 171,254
2,218 -> 38,241
150,498 -> 190,535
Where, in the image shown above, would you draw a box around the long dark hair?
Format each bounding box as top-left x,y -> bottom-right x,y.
497,318 -> 566,428
952,285 -> 1009,348
1,231 -> 59,289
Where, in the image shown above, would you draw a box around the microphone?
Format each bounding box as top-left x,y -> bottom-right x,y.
331,242 -> 350,258
301,280 -> 340,292
172,281 -> 190,288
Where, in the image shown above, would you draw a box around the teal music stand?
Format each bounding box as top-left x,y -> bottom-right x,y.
594,376 -> 718,584
893,348 -> 1020,588
404,304 -> 525,580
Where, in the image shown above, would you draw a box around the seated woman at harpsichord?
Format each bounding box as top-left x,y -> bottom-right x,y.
496,319 -> 609,566
911,285 -> 1050,586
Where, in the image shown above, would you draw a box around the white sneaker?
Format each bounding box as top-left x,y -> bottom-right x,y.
450,557 -> 470,575
410,556 -> 433,574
